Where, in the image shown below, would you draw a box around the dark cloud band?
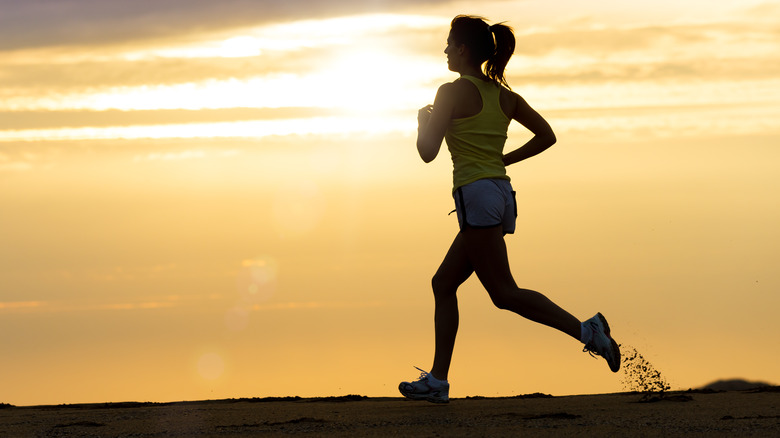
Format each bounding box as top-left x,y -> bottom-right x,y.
0,0 -> 448,50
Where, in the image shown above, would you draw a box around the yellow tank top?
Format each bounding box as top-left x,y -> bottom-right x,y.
445,75 -> 511,191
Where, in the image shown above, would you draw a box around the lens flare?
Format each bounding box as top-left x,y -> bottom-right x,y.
236,256 -> 278,302
228,256 -> 279,331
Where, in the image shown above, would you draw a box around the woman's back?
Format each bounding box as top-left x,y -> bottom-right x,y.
449,76 -> 518,120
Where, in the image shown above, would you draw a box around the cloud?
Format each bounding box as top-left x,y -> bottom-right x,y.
0,48 -> 327,91
133,150 -> 207,162
0,152 -> 35,172
0,301 -> 44,311
520,20 -> 779,57
0,300 -> 175,313
251,301 -> 385,311
3,14 -> 776,100
101,301 -> 177,310
0,108 -> 344,130
0,13 -> 447,115
507,20 -> 780,84
515,23 -> 702,56
509,58 -> 780,85
742,2 -> 780,20
0,297 -> 384,314
1,5 -> 776,143
0,116 -> 414,143
0,0 -> 450,51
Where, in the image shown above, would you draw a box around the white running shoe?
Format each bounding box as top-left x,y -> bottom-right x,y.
398,367 -> 449,404
583,313 -> 621,372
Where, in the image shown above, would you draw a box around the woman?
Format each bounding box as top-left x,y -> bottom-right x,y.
399,15 -> 621,404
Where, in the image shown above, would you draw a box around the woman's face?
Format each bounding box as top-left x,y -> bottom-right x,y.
444,31 -> 461,72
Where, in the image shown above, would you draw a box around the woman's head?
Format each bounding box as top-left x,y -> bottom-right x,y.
447,15 -> 515,88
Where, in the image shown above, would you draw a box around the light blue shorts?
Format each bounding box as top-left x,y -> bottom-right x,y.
453,178 -> 517,234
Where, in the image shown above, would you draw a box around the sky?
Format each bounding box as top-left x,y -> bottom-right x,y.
1,0 -> 779,406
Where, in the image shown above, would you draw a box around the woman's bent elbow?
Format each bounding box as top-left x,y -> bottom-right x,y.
419,152 -> 436,163
417,141 -> 438,163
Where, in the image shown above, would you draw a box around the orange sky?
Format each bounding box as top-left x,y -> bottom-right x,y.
1,0 -> 779,406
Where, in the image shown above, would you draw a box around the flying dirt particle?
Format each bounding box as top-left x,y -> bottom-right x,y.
620,344 -> 671,394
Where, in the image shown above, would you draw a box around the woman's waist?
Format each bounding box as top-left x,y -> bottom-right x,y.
452,165 -> 509,192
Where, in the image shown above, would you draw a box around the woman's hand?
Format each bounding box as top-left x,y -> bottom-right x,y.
418,104 -> 433,128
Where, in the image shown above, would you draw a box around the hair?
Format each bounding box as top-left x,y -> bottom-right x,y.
450,15 -> 516,88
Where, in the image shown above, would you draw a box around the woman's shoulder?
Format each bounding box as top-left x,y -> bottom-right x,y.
439,77 -> 470,91
498,85 -> 519,99
498,86 -> 522,118
439,77 -> 483,98
434,79 -> 475,103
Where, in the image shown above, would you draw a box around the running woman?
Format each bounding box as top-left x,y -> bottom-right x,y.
399,15 -> 621,404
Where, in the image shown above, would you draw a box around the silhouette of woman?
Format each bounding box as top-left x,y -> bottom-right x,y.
399,15 -> 621,404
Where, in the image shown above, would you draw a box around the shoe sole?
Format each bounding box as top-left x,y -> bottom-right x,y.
596,313 -> 621,373
398,384 -> 449,404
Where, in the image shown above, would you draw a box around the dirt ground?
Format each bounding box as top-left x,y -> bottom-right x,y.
1,389 -> 778,437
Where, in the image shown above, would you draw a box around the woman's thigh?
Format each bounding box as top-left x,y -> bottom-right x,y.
460,225 -> 518,295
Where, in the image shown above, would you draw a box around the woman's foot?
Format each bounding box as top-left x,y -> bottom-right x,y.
582,313 -> 621,372
399,367 -> 450,403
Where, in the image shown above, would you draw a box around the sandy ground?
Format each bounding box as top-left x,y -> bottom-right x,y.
1,389 -> 778,437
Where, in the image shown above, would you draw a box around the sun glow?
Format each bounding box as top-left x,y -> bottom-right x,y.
115,13 -> 446,61
0,14 -> 451,141
2,49 -> 443,113
0,13 -> 450,142
3,0 -> 780,408
0,116 -> 414,142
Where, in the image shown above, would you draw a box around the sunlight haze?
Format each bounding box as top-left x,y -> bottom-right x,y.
1,0 -> 779,406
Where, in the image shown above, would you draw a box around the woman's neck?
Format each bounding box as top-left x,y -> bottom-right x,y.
458,65 -> 486,80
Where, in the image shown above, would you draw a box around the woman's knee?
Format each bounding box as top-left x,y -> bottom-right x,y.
487,289 -> 513,310
431,272 -> 456,299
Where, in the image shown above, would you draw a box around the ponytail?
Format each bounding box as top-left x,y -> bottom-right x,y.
450,16 -> 515,89
486,23 -> 515,89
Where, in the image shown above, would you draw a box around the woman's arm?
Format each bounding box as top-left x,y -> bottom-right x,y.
416,83 -> 456,163
502,93 -> 557,167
